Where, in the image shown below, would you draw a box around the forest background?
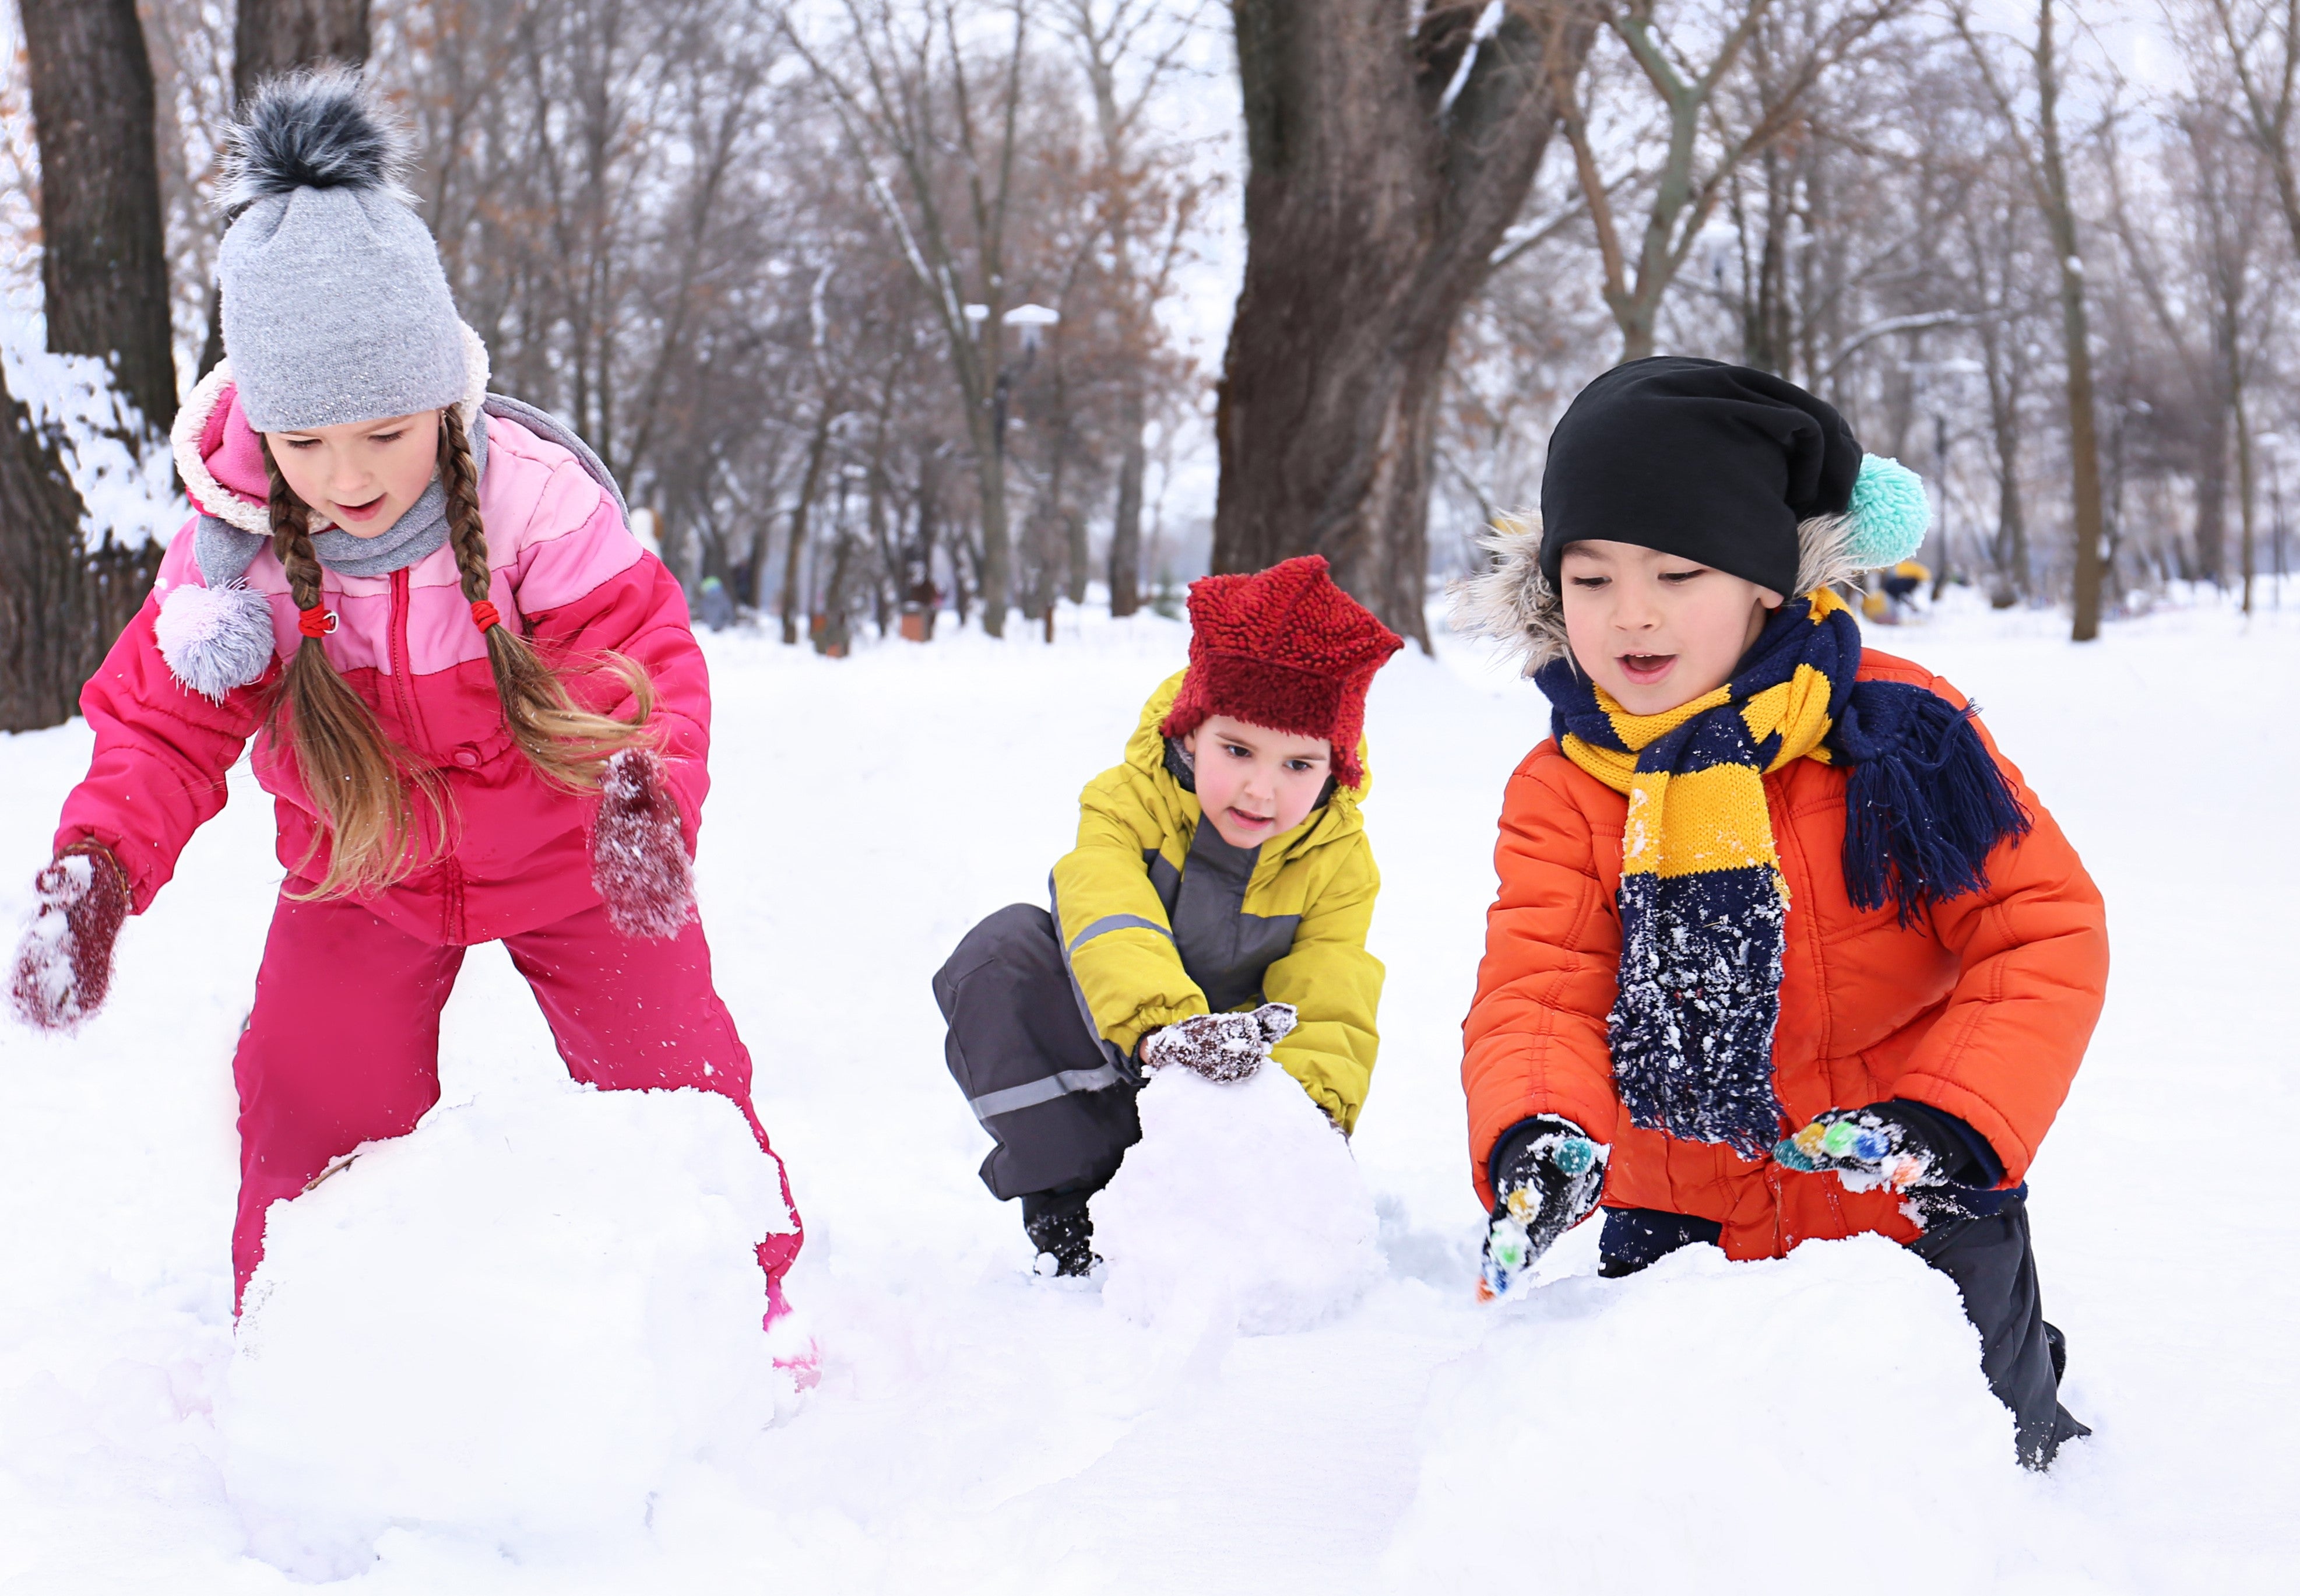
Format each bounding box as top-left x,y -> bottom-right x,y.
0,0 -> 2294,731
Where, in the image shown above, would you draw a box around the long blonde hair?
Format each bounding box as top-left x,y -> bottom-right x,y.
263,407 -> 655,897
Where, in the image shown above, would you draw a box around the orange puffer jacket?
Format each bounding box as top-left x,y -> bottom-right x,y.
1461,648 -> 2109,1259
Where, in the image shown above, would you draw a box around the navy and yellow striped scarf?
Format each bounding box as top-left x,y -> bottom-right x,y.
1534,591 -> 2031,1158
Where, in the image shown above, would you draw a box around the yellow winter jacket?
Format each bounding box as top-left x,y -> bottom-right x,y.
1050,672 -> 1385,1130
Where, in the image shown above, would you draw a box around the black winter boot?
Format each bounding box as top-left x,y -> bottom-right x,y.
1021,1187 -> 1098,1277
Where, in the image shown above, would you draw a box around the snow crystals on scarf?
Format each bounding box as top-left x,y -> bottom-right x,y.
1535,590 -> 2031,1161
1609,866 -> 1791,1158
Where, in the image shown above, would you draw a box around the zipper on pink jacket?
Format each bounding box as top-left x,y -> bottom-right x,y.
384,568 -> 463,943
385,570 -> 432,755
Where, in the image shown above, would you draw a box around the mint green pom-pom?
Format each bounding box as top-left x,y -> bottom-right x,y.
1844,455 -> 1931,568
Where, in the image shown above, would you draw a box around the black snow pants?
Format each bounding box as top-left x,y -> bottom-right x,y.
1600,1199 -> 2092,1469
933,904 -> 1142,1208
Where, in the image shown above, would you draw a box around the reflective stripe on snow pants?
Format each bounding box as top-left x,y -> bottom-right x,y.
933,902 -> 1141,1203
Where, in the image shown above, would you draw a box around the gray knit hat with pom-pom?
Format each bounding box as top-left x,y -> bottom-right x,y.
217,68 -> 465,432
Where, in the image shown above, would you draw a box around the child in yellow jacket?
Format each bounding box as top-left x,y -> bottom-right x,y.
935,556 -> 1404,1273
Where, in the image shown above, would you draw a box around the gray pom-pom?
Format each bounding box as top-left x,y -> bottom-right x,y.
219,66 -> 410,213
155,581 -> 277,701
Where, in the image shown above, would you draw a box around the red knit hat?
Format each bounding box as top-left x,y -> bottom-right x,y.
1161,555 -> 1404,788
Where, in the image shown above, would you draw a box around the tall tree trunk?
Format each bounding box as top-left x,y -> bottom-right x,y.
3,1 -> 177,732
1109,379 -> 1146,616
817,480 -> 858,656
198,0 -> 375,379
976,341 -> 1015,639
1984,335 -> 2029,607
19,0 -> 177,432
1215,2 -> 1586,646
0,368 -> 150,730
234,0 -> 374,101
775,403 -> 836,645
2235,381 -> 2259,614
2032,0 -> 2105,642
1992,430 -> 2029,607
2194,385 -> 2229,588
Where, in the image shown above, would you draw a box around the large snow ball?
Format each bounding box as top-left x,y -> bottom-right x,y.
220,1084 -> 793,1578
1092,1063 -> 1377,1335
1381,1236 -> 2038,1591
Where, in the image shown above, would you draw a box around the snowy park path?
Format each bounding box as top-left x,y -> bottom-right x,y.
1,595 -> 2294,1592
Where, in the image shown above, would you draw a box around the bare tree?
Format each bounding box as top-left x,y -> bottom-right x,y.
1054,0 -> 1205,616
2192,0 -> 2300,255
1562,0 -> 1914,363
0,1 -> 177,731
19,0 -> 177,430
1953,0 -> 2108,641
1961,184 -> 2045,604
2175,2 -> 2295,611
233,0 -> 374,96
786,0 -> 1041,638
1214,1 -> 1589,646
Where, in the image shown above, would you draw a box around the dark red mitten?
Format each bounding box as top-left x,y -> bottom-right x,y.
10,845 -> 132,1032
592,748 -> 698,940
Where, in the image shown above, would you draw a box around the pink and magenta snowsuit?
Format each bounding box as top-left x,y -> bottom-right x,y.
54,376 -> 801,1306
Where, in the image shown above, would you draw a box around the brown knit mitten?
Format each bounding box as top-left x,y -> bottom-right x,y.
1139,1003 -> 1298,1082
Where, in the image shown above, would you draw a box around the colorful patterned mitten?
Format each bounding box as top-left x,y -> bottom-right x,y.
1477,1116 -> 1609,1302
1774,1105 -> 1950,1194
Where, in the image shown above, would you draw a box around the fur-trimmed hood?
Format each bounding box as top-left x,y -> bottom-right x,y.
171,321 -> 492,539
1447,507 -> 1874,679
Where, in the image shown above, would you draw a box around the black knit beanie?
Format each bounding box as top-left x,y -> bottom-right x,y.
1538,356 -> 1864,597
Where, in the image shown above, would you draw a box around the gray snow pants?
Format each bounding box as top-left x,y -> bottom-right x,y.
1603,1196 -> 2090,1468
933,904 -> 1142,1204
1907,1200 -> 2092,1469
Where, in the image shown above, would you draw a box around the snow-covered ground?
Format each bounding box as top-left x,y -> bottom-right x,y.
1,588 -> 2294,1592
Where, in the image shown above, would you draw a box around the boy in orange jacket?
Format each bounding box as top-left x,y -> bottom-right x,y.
1454,358 -> 2108,1468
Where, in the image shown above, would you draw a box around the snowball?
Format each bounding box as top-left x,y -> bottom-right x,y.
1383,1235 -> 2029,1590
1092,1063 -> 1377,1335
220,1084 -> 796,1579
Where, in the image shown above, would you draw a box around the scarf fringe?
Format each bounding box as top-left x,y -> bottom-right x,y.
1836,683 -> 2034,926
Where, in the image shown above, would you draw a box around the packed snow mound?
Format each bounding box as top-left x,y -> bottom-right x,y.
1383,1235 -> 2044,1591
1093,1062 -> 1377,1335
220,1083 -> 793,1580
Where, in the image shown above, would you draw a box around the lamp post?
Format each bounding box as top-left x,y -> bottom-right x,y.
993,303 -> 1060,457
993,304 -> 1060,638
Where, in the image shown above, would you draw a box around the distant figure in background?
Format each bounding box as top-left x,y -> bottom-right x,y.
5,73 -> 807,1366
1863,557 -> 1933,624
697,574 -> 736,630
1453,358 -> 2107,1468
934,556 -> 1402,1276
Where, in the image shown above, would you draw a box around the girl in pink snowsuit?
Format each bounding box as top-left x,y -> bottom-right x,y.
7,72 -> 802,1326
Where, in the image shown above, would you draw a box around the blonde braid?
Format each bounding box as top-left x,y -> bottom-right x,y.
262,439 -> 437,898
436,407 -> 655,788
